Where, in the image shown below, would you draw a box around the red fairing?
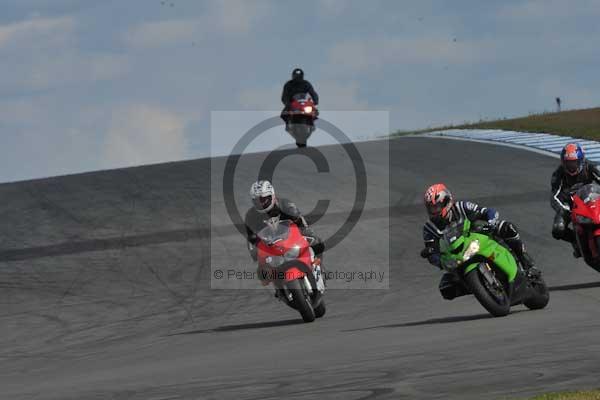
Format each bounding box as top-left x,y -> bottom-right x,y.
288,96 -> 317,118
571,192 -> 600,260
256,222 -> 312,283
572,196 -> 600,222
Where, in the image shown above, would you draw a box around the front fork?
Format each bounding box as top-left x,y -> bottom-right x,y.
477,262 -> 514,301
278,277 -> 315,306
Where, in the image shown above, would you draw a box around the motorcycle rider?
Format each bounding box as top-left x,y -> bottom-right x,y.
280,68 -> 319,125
551,143 -> 600,257
420,183 -> 538,300
245,180 -> 325,282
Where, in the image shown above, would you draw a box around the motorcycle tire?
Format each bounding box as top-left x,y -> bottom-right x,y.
523,275 -> 549,310
288,279 -> 315,322
465,266 -> 510,317
314,298 -> 326,318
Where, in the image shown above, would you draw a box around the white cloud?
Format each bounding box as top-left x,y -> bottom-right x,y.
328,36 -> 493,74
125,0 -> 270,48
318,81 -> 369,110
537,78 -> 598,110
237,81 -> 368,111
209,0 -> 269,34
0,15 -> 75,48
0,15 -> 129,90
318,0 -> 348,17
28,53 -> 130,89
0,99 -> 37,124
499,0 -> 600,20
86,54 -> 131,81
124,18 -> 201,48
103,104 -> 189,168
0,51 -> 130,91
237,85 -> 281,110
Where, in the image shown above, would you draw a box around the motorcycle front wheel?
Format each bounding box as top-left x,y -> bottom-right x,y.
465,264 -> 510,317
287,279 -> 316,322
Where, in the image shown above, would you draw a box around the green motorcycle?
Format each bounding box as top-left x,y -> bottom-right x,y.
435,219 -> 549,317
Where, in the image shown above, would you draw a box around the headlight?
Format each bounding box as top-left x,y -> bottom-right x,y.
303,106 -> 313,113
576,215 -> 594,224
284,246 -> 300,259
462,240 -> 480,261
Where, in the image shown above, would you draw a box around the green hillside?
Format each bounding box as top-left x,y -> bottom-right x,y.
393,107 -> 600,139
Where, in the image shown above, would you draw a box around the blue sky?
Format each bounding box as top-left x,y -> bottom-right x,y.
1,0 -> 599,183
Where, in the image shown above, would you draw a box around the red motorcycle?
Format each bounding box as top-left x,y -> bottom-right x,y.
256,217 -> 325,322
284,93 -> 318,148
571,182 -> 600,272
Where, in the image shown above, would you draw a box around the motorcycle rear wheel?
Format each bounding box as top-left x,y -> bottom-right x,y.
523,275 -> 549,310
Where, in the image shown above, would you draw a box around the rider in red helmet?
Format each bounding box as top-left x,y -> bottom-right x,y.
551,143 -> 600,257
421,183 -> 537,300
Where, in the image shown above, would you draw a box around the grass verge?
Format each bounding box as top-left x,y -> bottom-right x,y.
523,389 -> 600,400
391,107 -> 600,140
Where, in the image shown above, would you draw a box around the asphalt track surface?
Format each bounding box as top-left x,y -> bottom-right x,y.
2,137 -> 600,399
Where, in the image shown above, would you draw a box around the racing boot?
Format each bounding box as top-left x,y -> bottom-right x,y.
571,242 -> 582,259
516,245 -> 541,279
563,228 -> 581,258
313,255 -> 326,290
507,239 -> 539,276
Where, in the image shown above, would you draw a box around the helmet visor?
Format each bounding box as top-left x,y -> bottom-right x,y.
426,197 -> 449,217
564,159 -> 581,174
253,195 -> 273,211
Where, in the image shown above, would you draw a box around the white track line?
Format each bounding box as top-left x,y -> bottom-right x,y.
416,130 -> 600,163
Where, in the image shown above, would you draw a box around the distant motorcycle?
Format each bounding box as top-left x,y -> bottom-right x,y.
256,217 -> 325,322
423,218 -> 549,317
284,93 -> 318,148
571,182 -> 600,272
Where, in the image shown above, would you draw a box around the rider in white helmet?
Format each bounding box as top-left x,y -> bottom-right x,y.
245,180 -> 324,263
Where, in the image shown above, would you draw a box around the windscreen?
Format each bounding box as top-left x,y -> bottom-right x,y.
442,220 -> 464,246
257,220 -> 291,245
292,93 -> 311,101
576,183 -> 600,204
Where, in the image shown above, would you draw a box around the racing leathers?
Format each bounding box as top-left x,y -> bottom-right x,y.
551,160 -> 600,254
245,197 -> 324,264
280,79 -> 319,123
422,200 -> 534,300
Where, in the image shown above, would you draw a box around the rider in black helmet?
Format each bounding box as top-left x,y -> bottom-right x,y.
280,68 -> 319,124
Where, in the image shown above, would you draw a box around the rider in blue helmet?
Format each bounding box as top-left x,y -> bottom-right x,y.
551,143 -> 600,257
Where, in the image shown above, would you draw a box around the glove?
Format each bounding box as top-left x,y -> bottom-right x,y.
257,264 -> 272,283
249,245 -> 258,261
300,227 -> 317,244
479,223 -> 495,235
485,208 -> 499,227
420,247 -> 434,258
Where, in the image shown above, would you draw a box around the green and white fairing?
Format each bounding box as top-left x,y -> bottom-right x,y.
439,219 -> 518,282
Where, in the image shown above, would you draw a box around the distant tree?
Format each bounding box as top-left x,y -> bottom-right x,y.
556,97 -> 561,112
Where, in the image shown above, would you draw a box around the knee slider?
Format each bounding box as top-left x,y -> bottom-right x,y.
499,221 -> 519,238
552,221 -> 566,239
